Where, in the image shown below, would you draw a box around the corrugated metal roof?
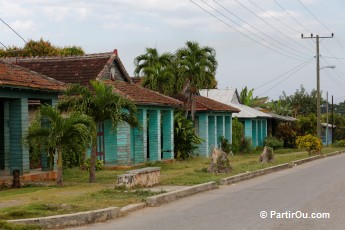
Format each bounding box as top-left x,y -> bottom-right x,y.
199,89 -> 271,118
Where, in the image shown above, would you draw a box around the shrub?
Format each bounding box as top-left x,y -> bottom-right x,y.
240,136 -> 253,154
219,136 -> 231,154
296,134 -> 322,155
174,112 -> 203,160
275,123 -> 297,148
84,158 -> 103,171
264,136 -> 284,149
232,117 -> 244,154
333,140 -> 345,147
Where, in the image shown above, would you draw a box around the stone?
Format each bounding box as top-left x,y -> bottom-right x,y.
208,147 -> 232,174
259,146 -> 274,163
116,167 -> 160,189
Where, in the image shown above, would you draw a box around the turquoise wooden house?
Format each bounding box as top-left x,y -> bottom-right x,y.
0,60 -> 65,176
12,50 -> 182,165
200,89 -> 270,148
175,94 -> 240,157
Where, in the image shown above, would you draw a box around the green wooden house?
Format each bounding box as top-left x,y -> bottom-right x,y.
11,50 -> 182,165
0,60 -> 65,176
200,89 -> 270,148
175,94 -> 240,157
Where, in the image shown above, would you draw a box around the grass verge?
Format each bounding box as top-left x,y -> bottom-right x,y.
0,146 -> 343,223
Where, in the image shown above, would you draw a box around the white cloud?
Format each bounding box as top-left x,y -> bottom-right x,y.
11,20 -> 36,32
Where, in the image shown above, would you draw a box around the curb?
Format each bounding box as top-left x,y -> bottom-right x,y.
220,163 -> 292,185
325,150 -> 345,157
119,203 -> 146,217
7,150 -> 345,228
146,181 -> 218,207
8,207 -> 120,229
291,155 -> 324,166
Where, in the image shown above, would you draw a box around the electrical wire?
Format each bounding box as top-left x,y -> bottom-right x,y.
248,0 -> 314,52
230,0 -> 312,57
190,0 -> 306,61
273,0 -> 311,34
255,57 -> 314,90
0,42 -> 8,49
212,0 -> 311,58
257,57 -> 314,96
295,0 -> 345,54
0,18 -> 28,45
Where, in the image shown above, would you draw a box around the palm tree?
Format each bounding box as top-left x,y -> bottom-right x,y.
59,80 -> 138,183
239,87 -> 268,107
134,48 -> 180,95
25,105 -> 95,186
177,41 -> 218,120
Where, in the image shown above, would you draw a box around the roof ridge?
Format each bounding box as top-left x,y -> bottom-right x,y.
2,52 -> 113,62
0,60 -> 65,86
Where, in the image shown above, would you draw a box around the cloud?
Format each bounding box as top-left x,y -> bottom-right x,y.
11,20 -> 36,32
103,22 -> 151,32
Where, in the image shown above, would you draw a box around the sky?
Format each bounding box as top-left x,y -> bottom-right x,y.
1,0 -> 345,103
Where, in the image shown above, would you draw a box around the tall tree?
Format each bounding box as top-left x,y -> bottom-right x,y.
177,41 -> 218,120
25,105 -> 94,186
239,87 -> 268,107
279,85 -> 321,117
134,48 -> 180,95
59,80 -> 138,183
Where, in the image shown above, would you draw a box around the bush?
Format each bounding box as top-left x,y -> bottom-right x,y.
174,112 -> 203,160
219,136 -> 231,154
83,158 -> 104,171
264,136 -> 284,149
240,137 -> 253,154
296,134 -> 322,155
275,123 -> 297,148
333,140 -> 345,147
232,117 -> 244,154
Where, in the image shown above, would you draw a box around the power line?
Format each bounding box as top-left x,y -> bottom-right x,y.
255,57 -> 314,90
296,0 -> 332,32
231,0 -> 312,57
295,0 -> 345,54
248,0 -> 314,53
212,0 -> 311,58
190,0 -> 305,61
258,57 -> 314,96
273,0 -> 311,34
0,18 -> 28,45
0,42 -> 8,49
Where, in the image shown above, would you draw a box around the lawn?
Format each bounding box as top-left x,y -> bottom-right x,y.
0,146 -> 344,223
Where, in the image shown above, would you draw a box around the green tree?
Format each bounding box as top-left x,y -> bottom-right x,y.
174,112 -> 203,160
59,80 -> 138,182
25,105 -> 94,186
261,100 -> 293,116
134,48 -> 176,95
177,41 -> 218,120
239,87 -> 268,107
0,38 -> 85,57
232,117 -> 243,154
134,48 -> 186,96
279,85 -> 322,117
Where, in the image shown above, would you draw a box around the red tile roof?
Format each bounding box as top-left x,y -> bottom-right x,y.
0,60 -> 66,91
4,53 -> 118,86
175,94 -> 240,112
105,80 -> 182,107
2,51 -> 181,107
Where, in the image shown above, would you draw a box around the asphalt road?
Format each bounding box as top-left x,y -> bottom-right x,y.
69,154 -> 345,230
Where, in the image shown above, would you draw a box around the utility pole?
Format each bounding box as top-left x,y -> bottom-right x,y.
301,33 -> 334,140
332,95 -> 334,144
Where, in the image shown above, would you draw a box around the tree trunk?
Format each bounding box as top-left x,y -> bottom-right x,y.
191,92 -> 195,121
56,149 -> 63,186
89,138 -> 97,183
